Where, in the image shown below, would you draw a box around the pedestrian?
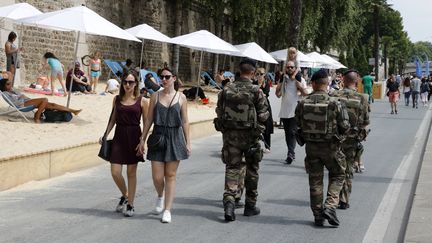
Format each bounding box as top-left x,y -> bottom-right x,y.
138,67 -> 191,223
330,69 -> 370,210
214,58 -> 269,222
427,76 -> 432,101
386,75 -> 400,114
66,61 -> 92,94
402,77 -> 411,106
420,77 -> 430,106
4,31 -> 21,86
275,60 -> 308,164
42,52 -> 67,96
362,72 -> 374,103
100,70 -> 149,217
89,51 -> 102,94
410,75 -> 420,109
295,69 -> 350,227
254,67 -> 274,153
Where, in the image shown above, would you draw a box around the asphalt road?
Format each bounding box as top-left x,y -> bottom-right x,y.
0,98 -> 430,243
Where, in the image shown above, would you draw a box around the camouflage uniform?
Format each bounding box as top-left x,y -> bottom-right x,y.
331,88 -> 370,205
295,90 -> 350,221
215,77 -> 269,206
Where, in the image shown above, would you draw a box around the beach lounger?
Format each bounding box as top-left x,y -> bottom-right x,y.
104,59 -> 124,79
201,72 -> 222,89
224,71 -> 235,78
0,90 -> 34,123
139,69 -> 162,95
266,72 -> 275,82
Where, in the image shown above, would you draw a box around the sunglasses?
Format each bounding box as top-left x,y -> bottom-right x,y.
122,80 -> 136,86
286,66 -> 295,69
160,75 -> 172,80
256,73 -> 265,76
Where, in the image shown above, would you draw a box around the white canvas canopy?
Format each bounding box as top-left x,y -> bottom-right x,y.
269,49 -> 314,67
170,30 -> 239,88
0,3 -> 42,20
320,54 -> 347,69
17,5 -> 141,107
126,24 -> 172,80
233,42 -> 277,64
306,52 -> 335,69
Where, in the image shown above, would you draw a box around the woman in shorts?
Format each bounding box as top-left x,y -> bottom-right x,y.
43,52 -> 67,96
89,51 -> 102,93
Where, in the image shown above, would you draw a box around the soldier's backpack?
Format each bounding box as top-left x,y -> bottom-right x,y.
298,94 -> 340,142
336,90 -> 364,130
221,82 -> 260,130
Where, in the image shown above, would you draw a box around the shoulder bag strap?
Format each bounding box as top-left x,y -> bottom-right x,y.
103,95 -> 118,139
162,91 -> 178,135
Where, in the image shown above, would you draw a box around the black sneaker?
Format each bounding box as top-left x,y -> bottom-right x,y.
224,201 -> 235,221
323,208 -> 339,226
244,204 -> 260,216
285,156 -> 294,165
123,204 -> 134,217
338,201 -> 350,210
235,198 -> 245,208
116,196 -> 128,213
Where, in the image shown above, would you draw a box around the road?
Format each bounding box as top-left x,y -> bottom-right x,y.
0,99 -> 430,243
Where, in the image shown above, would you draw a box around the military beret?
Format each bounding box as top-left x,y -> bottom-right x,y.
343,69 -> 359,76
311,69 -> 328,82
239,58 -> 257,68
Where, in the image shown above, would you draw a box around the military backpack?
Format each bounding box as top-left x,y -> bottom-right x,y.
333,90 -> 365,137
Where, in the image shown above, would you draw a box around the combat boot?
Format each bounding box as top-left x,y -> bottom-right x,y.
235,198 -> 245,208
322,208 -> 340,226
224,201 -> 236,221
314,217 -> 324,227
338,201 -> 350,210
244,204 -> 260,216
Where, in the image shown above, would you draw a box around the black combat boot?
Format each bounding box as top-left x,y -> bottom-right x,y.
235,198 -> 245,208
322,207 -> 340,226
224,201 -> 235,221
338,201 -> 350,210
244,204 -> 260,216
314,217 -> 325,227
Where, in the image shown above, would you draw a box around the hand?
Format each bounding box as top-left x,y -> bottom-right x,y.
136,140 -> 145,156
186,143 -> 192,156
98,136 -> 104,145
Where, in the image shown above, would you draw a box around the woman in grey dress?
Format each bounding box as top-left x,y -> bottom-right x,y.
139,67 -> 191,223
4,32 -> 21,86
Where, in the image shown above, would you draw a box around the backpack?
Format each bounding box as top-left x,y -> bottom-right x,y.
421,82 -> 429,93
221,82 -> 259,130
43,109 -> 73,123
334,90 -> 364,130
298,94 -> 340,142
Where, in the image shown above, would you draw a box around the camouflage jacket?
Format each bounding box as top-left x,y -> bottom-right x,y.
331,88 -> 370,138
215,77 -> 269,135
295,90 -> 350,143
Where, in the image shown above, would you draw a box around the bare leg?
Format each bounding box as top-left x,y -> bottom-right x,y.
50,74 -> 55,95
126,164 -> 138,206
111,164 -> 127,197
93,76 -> 99,93
10,65 -> 16,86
151,161 -> 165,197
57,74 -> 67,96
164,161 -> 180,211
24,98 -> 48,122
45,102 -> 81,115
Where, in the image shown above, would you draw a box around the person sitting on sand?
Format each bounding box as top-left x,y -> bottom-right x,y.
66,61 -> 92,94
104,78 -> 120,94
0,77 -> 81,123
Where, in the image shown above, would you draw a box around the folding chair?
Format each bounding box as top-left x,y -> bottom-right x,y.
0,90 -> 35,123
224,71 -> 235,78
201,72 -> 222,89
139,69 -> 162,95
104,59 -> 124,80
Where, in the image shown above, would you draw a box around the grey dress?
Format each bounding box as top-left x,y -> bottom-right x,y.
147,92 -> 188,162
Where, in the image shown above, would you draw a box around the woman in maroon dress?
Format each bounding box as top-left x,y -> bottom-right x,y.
101,70 -> 149,217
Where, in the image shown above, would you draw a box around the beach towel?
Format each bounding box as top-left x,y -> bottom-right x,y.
23,87 -> 64,96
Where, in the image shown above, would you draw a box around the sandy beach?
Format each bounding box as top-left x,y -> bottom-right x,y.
0,86 -> 218,160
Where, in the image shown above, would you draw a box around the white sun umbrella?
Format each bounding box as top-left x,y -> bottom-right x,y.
126,24 -> 172,81
321,54 -> 347,69
170,30 -> 240,88
307,52 -> 335,69
269,49 -> 314,67
233,42 -> 277,64
17,5 -> 140,107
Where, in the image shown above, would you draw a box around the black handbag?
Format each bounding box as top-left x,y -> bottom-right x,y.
98,139 -> 112,161
147,92 -> 177,151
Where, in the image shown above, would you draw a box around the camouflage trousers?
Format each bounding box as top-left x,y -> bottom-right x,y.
305,142 -> 346,218
354,142 -> 364,166
340,138 -> 358,204
222,132 -> 262,206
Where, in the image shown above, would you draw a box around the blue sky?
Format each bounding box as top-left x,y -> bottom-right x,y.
390,0 -> 432,43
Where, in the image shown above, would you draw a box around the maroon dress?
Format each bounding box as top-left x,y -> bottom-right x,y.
110,96 -> 143,164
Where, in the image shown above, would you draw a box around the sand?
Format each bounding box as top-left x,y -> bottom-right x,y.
0,87 -> 218,160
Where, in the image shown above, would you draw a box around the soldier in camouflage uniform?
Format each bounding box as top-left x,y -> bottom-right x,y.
331,70 -> 370,209
214,58 -> 269,222
295,69 -> 350,227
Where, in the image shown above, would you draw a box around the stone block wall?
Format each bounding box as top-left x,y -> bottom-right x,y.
3,0 -> 232,85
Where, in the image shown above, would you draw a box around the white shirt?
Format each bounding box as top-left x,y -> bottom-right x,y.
278,75 -> 305,119
107,79 -> 119,91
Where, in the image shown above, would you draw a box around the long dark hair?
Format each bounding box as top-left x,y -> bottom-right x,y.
0,78 -> 9,91
7,32 -> 17,42
159,67 -> 180,91
119,70 -> 140,99
43,52 -> 58,60
403,77 -> 410,87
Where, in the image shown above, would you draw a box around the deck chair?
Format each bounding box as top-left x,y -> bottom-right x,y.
139,69 -> 161,95
104,59 -> 124,80
266,72 -> 275,82
201,72 -> 222,89
0,90 -> 35,123
224,71 -> 235,78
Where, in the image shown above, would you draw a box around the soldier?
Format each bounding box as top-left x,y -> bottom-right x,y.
331,69 -> 370,209
214,58 -> 269,222
295,69 -> 350,227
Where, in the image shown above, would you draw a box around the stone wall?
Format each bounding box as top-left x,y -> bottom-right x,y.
1,0 -> 232,86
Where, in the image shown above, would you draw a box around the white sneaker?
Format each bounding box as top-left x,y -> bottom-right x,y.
116,196 -> 128,213
123,204 -> 135,217
153,197 -> 164,215
161,210 -> 171,223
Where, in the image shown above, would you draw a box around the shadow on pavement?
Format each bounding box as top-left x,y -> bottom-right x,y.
174,197 -> 223,208
264,198 -> 309,207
